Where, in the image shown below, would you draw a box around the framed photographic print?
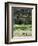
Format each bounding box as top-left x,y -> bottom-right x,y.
5,2 -> 37,44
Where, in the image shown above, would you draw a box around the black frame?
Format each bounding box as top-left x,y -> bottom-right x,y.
5,2 -> 37,44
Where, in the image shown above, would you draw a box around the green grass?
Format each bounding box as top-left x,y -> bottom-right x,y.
13,24 -> 32,37
14,24 -> 32,31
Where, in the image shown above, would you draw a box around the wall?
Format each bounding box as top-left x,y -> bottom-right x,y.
0,0 -> 38,46
6,0 -> 37,4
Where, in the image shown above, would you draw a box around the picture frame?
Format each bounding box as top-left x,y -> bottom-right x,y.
5,2 -> 37,44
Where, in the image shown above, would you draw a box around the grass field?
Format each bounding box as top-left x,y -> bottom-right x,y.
13,24 -> 32,37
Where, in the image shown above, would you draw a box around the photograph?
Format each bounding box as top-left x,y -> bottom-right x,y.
13,7 -> 32,37
5,2 -> 37,44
